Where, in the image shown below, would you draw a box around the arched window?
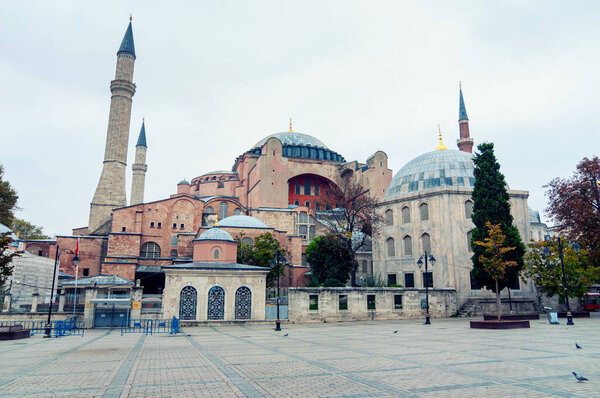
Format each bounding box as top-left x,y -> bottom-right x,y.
213,249 -> 220,259
140,242 -> 161,258
467,230 -> 473,252
299,212 -> 308,223
219,202 -> 229,219
362,260 -> 367,273
387,237 -> 395,257
179,286 -> 197,320
419,203 -> 429,221
233,208 -> 242,215
207,286 -> 225,320
294,200 -> 300,205
235,286 -> 252,319
402,206 -> 411,224
241,237 -> 253,246
465,201 -> 473,219
309,225 -> 316,241
403,235 -> 413,256
421,233 -> 431,253
205,206 -> 214,214
305,201 -> 310,208
385,209 -> 393,226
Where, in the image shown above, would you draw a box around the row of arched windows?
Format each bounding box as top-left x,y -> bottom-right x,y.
179,285 -> 252,320
386,231 -> 472,257
384,200 -> 474,226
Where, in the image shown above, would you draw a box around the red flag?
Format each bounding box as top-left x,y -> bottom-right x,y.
75,238 -> 80,256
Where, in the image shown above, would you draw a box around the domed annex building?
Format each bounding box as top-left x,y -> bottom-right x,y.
374,89 -> 538,311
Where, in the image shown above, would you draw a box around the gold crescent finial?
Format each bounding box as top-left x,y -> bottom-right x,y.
436,124 -> 448,151
289,118 -> 293,132
214,215 -> 219,227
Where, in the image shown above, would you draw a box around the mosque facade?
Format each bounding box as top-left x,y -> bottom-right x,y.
40,20 -> 547,314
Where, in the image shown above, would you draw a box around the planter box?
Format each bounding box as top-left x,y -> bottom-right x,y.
483,314 -> 539,321
470,320 -> 530,329
557,312 -> 590,318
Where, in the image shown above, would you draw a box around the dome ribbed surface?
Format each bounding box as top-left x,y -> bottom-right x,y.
196,227 -> 234,242
219,215 -> 269,229
385,150 -> 475,199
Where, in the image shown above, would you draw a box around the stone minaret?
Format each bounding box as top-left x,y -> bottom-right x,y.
130,120 -> 148,205
457,84 -> 474,153
89,20 -> 137,234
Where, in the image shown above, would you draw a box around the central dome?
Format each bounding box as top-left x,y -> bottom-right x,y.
248,132 -> 345,162
385,150 -> 475,199
252,132 -> 329,150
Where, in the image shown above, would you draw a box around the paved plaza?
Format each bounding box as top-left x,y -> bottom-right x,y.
0,316 -> 598,397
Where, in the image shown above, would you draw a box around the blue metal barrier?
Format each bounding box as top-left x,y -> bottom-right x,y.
121,317 -> 181,335
0,317 -> 84,337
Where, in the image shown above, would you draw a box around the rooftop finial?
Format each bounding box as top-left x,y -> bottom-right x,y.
129,13 -> 132,22
289,118 -> 293,132
459,81 -> 462,90
214,215 -> 219,227
436,124 -> 448,151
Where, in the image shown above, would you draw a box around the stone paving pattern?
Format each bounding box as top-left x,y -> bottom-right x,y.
0,316 -> 598,397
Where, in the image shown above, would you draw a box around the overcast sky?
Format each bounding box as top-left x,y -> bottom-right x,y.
2,1 -> 599,236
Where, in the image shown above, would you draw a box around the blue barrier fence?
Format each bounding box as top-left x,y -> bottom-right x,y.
0,317 -> 84,337
121,317 -> 180,336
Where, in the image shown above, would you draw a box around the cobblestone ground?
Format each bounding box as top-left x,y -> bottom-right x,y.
0,316 -> 599,397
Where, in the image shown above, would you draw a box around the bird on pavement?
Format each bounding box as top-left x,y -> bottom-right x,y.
572,372 -> 589,382
283,333 -> 288,337
576,343 -> 582,349
393,330 -> 398,334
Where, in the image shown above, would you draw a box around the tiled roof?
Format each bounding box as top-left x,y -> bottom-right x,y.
61,274 -> 134,286
163,261 -> 269,271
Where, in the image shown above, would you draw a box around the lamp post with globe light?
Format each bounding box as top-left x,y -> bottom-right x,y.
417,252 -> 435,325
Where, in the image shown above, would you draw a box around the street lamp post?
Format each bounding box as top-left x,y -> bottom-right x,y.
46,247 -> 78,337
544,236 -> 580,326
271,251 -> 286,331
417,251 -> 436,325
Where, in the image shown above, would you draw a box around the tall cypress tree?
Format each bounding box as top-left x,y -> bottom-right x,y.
470,143 -> 525,292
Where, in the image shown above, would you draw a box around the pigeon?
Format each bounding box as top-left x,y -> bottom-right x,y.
283,333 -> 288,337
572,372 -> 589,382
393,330 -> 398,334
576,343 -> 582,349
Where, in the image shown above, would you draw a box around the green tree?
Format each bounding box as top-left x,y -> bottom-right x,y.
235,232 -> 287,286
0,165 -> 19,226
305,233 -> 354,285
524,239 -> 600,301
11,218 -> 50,239
474,222 -> 519,320
470,142 -> 526,293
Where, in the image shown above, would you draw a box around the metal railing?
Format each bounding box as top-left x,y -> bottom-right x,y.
0,317 -> 84,337
121,317 -> 180,335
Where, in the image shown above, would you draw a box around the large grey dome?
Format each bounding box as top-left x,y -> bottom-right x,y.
248,132 -> 345,162
385,150 -> 475,199
219,215 -> 269,229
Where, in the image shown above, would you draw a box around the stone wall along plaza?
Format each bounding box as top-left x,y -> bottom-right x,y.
288,287 -> 457,323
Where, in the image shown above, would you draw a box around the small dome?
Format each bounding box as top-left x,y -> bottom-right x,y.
0,223 -> 17,241
528,208 -> 541,223
178,179 -> 190,185
385,150 -> 475,199
195,227 -> 235,242
219,215 -> 269,229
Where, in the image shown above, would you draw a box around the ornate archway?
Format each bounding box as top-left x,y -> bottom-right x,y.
235,286 -> 252,319
207,286 -> 225,320
179,286 -> 197,320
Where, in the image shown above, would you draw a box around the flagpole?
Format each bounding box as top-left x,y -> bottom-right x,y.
73,263 -> 78,319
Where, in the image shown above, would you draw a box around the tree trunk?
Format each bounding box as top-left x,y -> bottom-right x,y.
496,280 -> 502,321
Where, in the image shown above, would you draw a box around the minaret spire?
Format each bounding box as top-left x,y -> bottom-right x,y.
457,83 -> 474,153
89,19 -> 137,234
131,119 -> 148,206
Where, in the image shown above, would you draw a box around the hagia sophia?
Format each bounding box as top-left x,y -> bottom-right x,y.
22,20 -> 548,316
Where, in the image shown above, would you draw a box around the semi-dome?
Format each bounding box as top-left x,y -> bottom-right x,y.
248,132 -> 345,162
0,223 -> 17,240
385,150 -> 475,199
194,227 -> 235,242
219,215 -> 269,229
